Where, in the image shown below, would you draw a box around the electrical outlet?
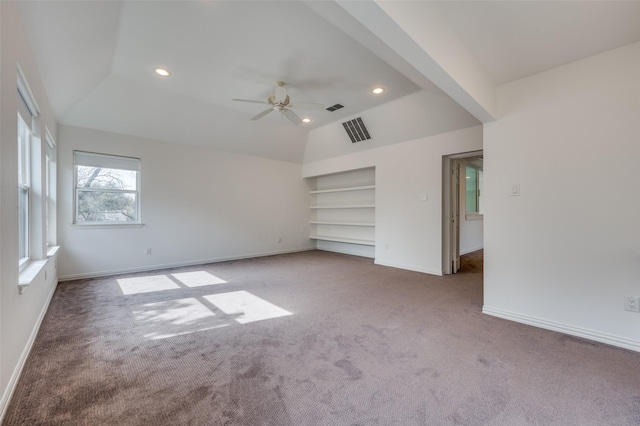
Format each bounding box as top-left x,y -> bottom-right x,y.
624,296 -> 639,312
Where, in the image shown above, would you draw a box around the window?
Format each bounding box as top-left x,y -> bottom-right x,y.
74,151 -> 141,224
465,165 -> 483,215
18,114 -> 31,266
17,65 -> 40,270
45,129 -> 56,246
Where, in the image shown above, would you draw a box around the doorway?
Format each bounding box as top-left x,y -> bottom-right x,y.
442,151 -> 484,274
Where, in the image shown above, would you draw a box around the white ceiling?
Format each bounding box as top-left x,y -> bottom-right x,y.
433,1 -> 640,85
18,1 -> 640,163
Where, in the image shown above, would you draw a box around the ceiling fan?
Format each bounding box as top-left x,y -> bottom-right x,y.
233,81 -> 324,125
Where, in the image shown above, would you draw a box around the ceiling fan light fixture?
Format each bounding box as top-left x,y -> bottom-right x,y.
372,87 -> 385,95
154,67 -> 171,77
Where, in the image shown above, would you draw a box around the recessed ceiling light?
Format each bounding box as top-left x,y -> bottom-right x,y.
372,87 -> 385,95
302,117 -> 312,123
154,67 -> 171,77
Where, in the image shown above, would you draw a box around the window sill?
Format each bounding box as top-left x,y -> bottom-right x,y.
465,213 -> 484,221
18,259 -> 48,294
70,223 -> 144,229
47,245 -> 60,257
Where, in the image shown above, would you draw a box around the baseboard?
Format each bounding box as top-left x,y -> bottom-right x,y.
483,306 -> 640,353
316,244 -> 375,259
0,279 -> 59,421
374,259 -> 443,276
58,247 -> 314,282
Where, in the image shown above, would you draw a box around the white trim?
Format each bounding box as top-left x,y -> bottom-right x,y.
46,245 -> 60,257
45,127 -> 56,149
460,246 -> 483,255
18,259 -> 48,293
57,247 -> 314,281
16,64 -> 40,117
70,223 -> 144,229
0,277 -> 58,421
74,151 -> 140,171
483,306 -> 640,353
374,259 -> 443,276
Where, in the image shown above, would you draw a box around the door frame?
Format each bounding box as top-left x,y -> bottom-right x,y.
442,150 -> 483,275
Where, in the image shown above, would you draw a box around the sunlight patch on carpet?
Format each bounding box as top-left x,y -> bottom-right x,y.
171,271 -> 227,287
117,275 -> 180,295
132,297 -> 228,340
204,291 -> 292,324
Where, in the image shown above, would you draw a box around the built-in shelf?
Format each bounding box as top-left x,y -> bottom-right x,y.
307,167 -> 376,258
309,235 -> 375,246
310,185 -> 375,194
309,221 -> 375,227
310,204 -> 375,209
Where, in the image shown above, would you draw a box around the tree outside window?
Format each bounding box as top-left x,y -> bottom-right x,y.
74,152 -> 140,224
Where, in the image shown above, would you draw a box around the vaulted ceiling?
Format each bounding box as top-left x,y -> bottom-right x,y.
18,1 -> 640,163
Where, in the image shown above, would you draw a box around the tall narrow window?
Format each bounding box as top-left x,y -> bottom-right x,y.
74,151 -> 141,224
17,65 -> 39,268
45,130 -> 56,246
18,114 -> 31,266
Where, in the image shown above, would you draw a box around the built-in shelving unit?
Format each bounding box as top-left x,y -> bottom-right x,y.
307,167 -> 375,258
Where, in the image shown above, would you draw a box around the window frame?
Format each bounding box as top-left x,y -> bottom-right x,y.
17,113 -> 31,270
45,128 -> 57,246
464,164 -> 484,219
73,151 -> 142,226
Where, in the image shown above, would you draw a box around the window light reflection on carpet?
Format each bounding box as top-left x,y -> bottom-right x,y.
117,271 -> 227,295
117,275 -> 180,295
171,271 -> 227,287
204,290 -> 292,324
132,297 -> 228,340
131,290 -> 293,340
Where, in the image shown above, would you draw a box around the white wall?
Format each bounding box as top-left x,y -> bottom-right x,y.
303,89 -> 479,163
0,2 -> 60,417
57,125 -> 313,280
304,125 -> 483,275
459,217 -> 483,255
483,42 -> 640,351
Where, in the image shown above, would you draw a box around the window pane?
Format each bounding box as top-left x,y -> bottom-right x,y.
18,115 -> 29,185
478,170 -> 484,214
18,187 -> 28,259
76,166 -> 137,191
77,191 -> 137,223
465,166 -> 478,213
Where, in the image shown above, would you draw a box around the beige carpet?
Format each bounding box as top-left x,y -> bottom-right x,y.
3,250 -> 639,425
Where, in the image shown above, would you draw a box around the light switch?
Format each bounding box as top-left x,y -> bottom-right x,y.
511,184 -> 520,196
419,194 -> 428,202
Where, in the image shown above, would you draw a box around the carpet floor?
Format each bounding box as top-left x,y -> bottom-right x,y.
3,250 -> 639,425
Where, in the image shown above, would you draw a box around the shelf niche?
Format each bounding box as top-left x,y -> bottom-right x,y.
307,167 -> 375,258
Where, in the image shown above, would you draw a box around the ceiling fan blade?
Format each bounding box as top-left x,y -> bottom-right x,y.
233,98 -> 269,104
282,108 -> 302,125
274,83 -> 287,103
251,108 -> 274,121
291,102 -> 324,110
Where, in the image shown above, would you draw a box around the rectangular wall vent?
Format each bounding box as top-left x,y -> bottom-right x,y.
342,117 -> 371,143
326,104 -> 344,112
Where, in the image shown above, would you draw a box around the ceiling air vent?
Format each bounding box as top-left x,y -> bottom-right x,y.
326,104 -> 344,112
342,117 -> 371,143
